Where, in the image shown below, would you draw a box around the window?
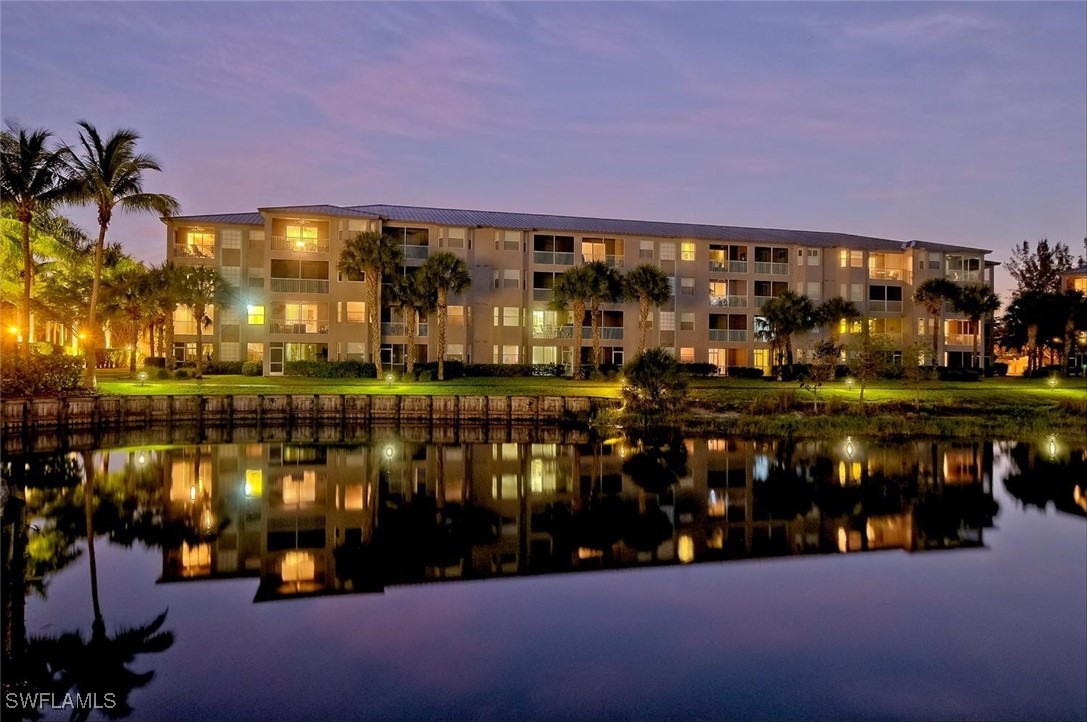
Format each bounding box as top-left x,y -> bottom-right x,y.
680,277 -> 695,296
344,302 -> 365,323
445,343 -> 464,360
494,307 -> 519,326
442,227 -> 467,249
929,252 -> 942,270
221,229 -> 242,249
680,347 -> 695,362
659,311 -> 675,331
639,240 -> 654,259
178,230 -> 215,258
493,345 -> 519,364
221,267 -> 240,286
851,283 -> 864,302
345,342 -> 365,360
220,307 -> 239,326
247,343 -> 264,362
839,318 -> 862,335
806,249 -> 821,266
285,224 -> 319,251
840,250 -> 863,268
493,269 -> 520,289
806,281 -> 821,301
680,313 -> 695,331
247,305 -> 265,325
497,230 -> 521,251
220,342 -> 240,361
660,242 -> 676,261
448,306 -> 465,326
681,242 -> 695,261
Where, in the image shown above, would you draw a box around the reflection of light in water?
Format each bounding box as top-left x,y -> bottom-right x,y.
384,446 -> 393,459
1048,435 -> 1057,460
678,535 -> 694,563
1074,486 -> 1087,512
846,436 -> 855,459
138,453 -> 146,465
201,509 -> 213,530
837,527 -> 849,553
189,484 -> 197,502
752,455 -> 770,482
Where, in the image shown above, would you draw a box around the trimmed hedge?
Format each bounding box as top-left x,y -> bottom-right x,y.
143,356 -> 167,369
203,361 -> 244,375
936,366 -> 983,381
726,367 -> 764,379
242,361 -> 263,376
679,362 -> 719,377
2,354 -> 86,396
285,360 -> 377,378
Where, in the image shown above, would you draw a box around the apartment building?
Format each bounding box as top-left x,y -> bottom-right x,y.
163,203 -> 996,373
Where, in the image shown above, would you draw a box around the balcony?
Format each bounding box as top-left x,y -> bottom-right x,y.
173,243 -> 215,260
533,325 -> 563,339
533,251 -> 574,265
552,326 -> 623,340
583,254 -> 623,268
269,278 -> 329,294
271,236 -> 330,253
533,288 -> 553,302
403,245 -> 429,261
709,295 -> 748,308
948,270 -> 981,283
709,260 -> 748,274
380,322 -> 429,337
754,262 -> 789,276
709,329 -> 747,342
754,295 -> 773,308
867,300 -> 903,313
270,320 -> 329,335
869,268 -> 904,281
946,333 -> 974,346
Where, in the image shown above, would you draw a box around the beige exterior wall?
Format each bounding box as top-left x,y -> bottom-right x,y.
165,210 -> 994,372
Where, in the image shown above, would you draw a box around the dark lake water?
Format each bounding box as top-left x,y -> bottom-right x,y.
3,431 -> 1085,721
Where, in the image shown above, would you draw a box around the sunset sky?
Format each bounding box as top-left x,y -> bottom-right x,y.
3,2 -> 1084,298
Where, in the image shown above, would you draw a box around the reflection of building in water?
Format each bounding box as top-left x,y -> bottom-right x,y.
1002,441 -> 1087,519
156,438 -> 997,602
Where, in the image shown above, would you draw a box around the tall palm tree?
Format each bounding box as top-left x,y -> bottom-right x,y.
815,296 -> 862,345
420,252 -> 471,381
552,264 -> 597,378
149,262 -> 186,369
0,123 -> 77,357
622,264 -> 672,354
387,269 -> 437,375
583,261 -> 623,369
951,283 -> 1001,370
337,231 -> 403,374
178,265 -> 235,378
65,121 -> 179,386
757,290 -> 816,375
101,264 -> 153,377
913,277 -> 961,367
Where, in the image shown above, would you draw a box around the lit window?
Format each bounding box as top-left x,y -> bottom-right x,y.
247,343 -> 264,362
447,306 -> 465,326
245,470 -> 263,497
344,302 -> 366,323
247,305 -> 265,325
343,484 -> 364,510
503,307 -> 520,327
286,224 -> 319,251
681,242 -> 695,261
680,347 -> 695,362
445,343 -> 464,360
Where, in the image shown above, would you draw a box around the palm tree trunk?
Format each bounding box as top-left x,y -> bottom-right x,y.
1063,317 -> 1074,375
368,267 -> 381,375
972,318 -> 980,370
84,221 -> 109,387
406,308 -> 417,374
437,289 -> 448,381
81,452 -> 103,627
638,296 -> 649,355
1027,324 -> 1038,373
129,320 -> 139,378
19,214 -> 32,359
931,312 -> 940,367
590,301 -> 601,369
572,300 -> 585,378
2,483 -> 28,666
165,306 -> 176,371
194,305 -> 204,378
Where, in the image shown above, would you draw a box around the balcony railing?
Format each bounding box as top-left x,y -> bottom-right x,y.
381,322 -> 429,337
754,295 -> 773,308
867,300 -> 903,313
869,268 -> 904,281
709,329 -> 747,342
403,244 -> 429,261
582,254 -> 623,268
533,325 -> 563,339
708,260 -> 748,274
173,244 -> 215,259
270,320 -> 329,335
533,250 -> 575,265
271,236 -> 330,253
946,333 -> 975,346
948,270 -> 981,283
532,288 -> 553,302
551,325 -> 624,340
709,295 -> 748,308
269,278 -> 330,294
754,262 -> 789,275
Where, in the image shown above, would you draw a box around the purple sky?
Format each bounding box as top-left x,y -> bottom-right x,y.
3,2 -> 1085,300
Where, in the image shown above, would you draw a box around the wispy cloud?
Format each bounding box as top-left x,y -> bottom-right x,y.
841,11 -> 1000,46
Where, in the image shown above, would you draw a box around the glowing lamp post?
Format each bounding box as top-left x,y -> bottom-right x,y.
138,371 -> 149,386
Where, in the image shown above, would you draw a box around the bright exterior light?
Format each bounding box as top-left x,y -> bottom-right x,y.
1048,376 -> 1057,388
138,453 -> 146,465
7,326 -> 17,335
189,484 -> 197,502
77,332 -> 86,340
846,377 -> 855,389
386,373 -> 393,387
1048,435 -> 1057,460
845,436 -> 855,459
138,371 -> 148,386
384,446 -> 394,459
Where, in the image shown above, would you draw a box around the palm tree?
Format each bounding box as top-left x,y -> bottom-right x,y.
337,231 -> 403,374
951,283 -> 1001,370
387,270 -> 437,375
0,123 -> 77,357
816,296 -> 862,345
913,277 -> 961,367
552,264 -> 597,378
150,262 -> 186,369
101,264 -> 153,377
420,252 -> 471,381
622,264 -> 672,354
65,121 -> 179,386
178,265 -> 235,378
583,261 -> 623,369
757,290 -> 816,376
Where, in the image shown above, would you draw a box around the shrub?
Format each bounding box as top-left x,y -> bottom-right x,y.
464,363 -> 533,377
204,361 -> 244,375
154,368 -> 171,380
621,349 -> 688,424
679,362 -> 719,377
572,364 -> 620,380
415,360 -> 465,379
1025,364 -> 1064,379
990,362 -> 1008,377
143,356 -> 167,369
417,370 -> 433,382
727,367 -> 764,379
173,368 -> 191,379
284,360 -> 376,378
531,363 -> 566,377
1,353 -> 85,397
936,366 -> 982,382
834,364 -> 853,378
242,361 -> 263,377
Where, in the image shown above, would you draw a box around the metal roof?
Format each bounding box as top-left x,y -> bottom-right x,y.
169,212 -> 264,226
256,204 -> 381,219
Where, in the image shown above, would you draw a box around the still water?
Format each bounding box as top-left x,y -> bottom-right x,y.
3,431 -> 1085,721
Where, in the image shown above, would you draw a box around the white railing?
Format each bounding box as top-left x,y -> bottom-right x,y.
869,268 -> 904,281
946,333 -> 974,346
270,320 -> 329,335
269,278 -> 329,294
533,325 -> 562,339
754,295 -> 773,307
381,323 -> 405,336
533,251 -> 575,265
754,262 -> 789,275
533,288 -> 553,301
868,300 -> 903,313
709,259 -> 748,274
709,329 -> 747,342
271,236 -> 330,253
948,270 -> 982,283
403,244 -> 429,261
709,295 -> 747,308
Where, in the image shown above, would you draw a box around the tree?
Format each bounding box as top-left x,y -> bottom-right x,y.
101,264 -> 153,377
801,340 -> 840,412
387,269 -> 436,375
621,348 -> 688,428
1006,239 -> 1076,297
337,231 -> 402,375
849,328 -> 893,405
420,252 -> 471,381
552,265 -> 597,378
815,296 -> 862,345
951,283 -> 1001,370
622,264 -> 672,354
757,290 -> 816,378
0,123 -> 77,357
583,261 -> 623,369
912,277 -> 960,367
149,262 -> 187,368
999,291 -> 1066,373
177,265 -> 235,378
65,122 -> 179,387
